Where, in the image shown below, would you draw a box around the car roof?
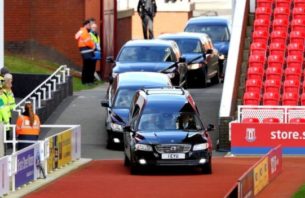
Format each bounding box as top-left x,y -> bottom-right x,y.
124,39 -> 176,47
117,72 -> 172,88
186,16 -> 230,26
159,32 -> 210,42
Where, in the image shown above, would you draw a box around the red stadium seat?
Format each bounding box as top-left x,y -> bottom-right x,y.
266,67 -> 283,81
289,117 -> 305,123
289,31 -> 305,45
257,0 -> 274,8
283,79 -> 300,93
285,67 -> 302,81
275,0 -> 292,8
269,42 -> 286,56
263,92 -> 280,105
247,66 -> 264,80
252,30 -> 269,44
243,92 -> 261,105
249,54 -> 266,68
250,42 -> 268,55
270,30 -> 288,44
242,117 -> 260,123
302,81 -> 305,93
293,7 -> 305,19
301,93 -> 305,105
254,18 -> 271,32
287,42 -> 304,56
267,55 -> 285,69
291,19 -> 305,32
294,0 -> 305,8
264,79 -> 281,93
255,7 -> 272,20
262,117 -> 280,123
286,54 -> 303,69
282,92 -> 299,105
246,79 -> 263,93
274,7 -> 290,19
272,18 -> 289,32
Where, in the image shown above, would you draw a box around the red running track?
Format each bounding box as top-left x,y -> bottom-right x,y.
26,157 -> 259,198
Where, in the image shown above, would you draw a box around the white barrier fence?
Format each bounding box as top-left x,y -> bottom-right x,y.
14,65 -> 70,114
0,124 -> 81,196
237,105 -> 305,123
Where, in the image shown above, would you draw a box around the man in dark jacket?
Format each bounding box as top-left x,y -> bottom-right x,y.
137,0 -> 157,39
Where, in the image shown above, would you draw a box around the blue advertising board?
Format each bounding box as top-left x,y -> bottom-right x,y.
15,148 -> 35,188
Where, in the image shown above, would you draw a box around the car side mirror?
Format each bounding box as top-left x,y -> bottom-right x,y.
207,124 -> 214,131
106,56 -> 114,64
101,100 -> 109,107
206,49 -> 213,54
178,57 -> 186,63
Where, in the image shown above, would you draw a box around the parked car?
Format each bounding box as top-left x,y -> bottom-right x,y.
123,88 -> 214,174
184,16 -> 231,78
101,72 -> 172,149
159,32 -> 220,87
106,40 -> 187,87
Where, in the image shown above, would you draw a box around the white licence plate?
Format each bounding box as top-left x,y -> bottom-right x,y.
161,153 -> 185,159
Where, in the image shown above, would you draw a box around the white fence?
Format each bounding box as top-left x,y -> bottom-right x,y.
14,65 -> 70,114
237,105 -> 305,123
0,124 -> 81,196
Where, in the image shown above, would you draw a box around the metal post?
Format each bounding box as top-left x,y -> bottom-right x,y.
41,88 -> 47,100
0,0 -> 3,69
56,74 -> 61,84
36,92 -> 41,108
61,70 -> 66,83
31,97 -> 36,113
51,79 -> 57,91
46,84 -> 52,99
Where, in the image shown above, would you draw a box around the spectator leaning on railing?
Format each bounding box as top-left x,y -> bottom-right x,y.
16,101 -> 41,150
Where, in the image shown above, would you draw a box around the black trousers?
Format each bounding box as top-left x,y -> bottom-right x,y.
142,15 -> 154,39
82,54 -> 96,84
17,135 -> 38,150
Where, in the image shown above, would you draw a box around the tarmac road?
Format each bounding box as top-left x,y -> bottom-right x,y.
44,82 -> 223,159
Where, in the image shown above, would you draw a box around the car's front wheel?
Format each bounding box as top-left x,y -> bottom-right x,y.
198,68 -> 207,88
124,154 -> 130,167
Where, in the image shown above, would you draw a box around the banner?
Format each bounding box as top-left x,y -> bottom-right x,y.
58,130 -> 72,167
253,157 -> 269,196
15,147 -> 35,188
267,146 -> 282,182
72,126 -> 81,161
239,170 -> 254,198
47,136 -> 59,173
231,123 -> 305,154
0,156 -> 9,196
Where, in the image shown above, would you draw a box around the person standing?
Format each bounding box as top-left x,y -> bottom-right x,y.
16,101 -> 41,150
75,19 -> 96,84
137,0 -> 157,39
89,22 -> 101,83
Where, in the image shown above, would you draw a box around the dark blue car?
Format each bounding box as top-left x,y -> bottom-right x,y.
123,88 -> 214,174
159,32 -> 220,87
184,17 -> 231,78
106,40 -> 188,86
101,72 -> 172,149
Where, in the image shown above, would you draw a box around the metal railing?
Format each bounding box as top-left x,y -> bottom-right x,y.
14,65 -> 70,114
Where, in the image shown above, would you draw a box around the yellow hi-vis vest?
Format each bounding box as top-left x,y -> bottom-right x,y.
3,90 -> 15,119
0,93 -> 9,124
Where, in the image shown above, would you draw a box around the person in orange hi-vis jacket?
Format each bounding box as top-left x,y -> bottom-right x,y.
75,19 -> 96,84
16,101 -> 40,150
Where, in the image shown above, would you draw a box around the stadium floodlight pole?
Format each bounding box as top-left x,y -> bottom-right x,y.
0,0 -> 3,69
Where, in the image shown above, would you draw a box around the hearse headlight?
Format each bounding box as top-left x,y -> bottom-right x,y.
111,123 -> 123,132
193,143 -> 208,151
135,144 -> 153,151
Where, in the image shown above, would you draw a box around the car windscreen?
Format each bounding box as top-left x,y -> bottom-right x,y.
167,38 -> 202,54
117,46 -> 175,62
113,89 -> 136,109
138,112 -> 203,132
185,24 -> 230,42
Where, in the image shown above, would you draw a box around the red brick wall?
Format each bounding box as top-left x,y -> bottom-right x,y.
5,0 -> 85,67
5,0 -> 31,41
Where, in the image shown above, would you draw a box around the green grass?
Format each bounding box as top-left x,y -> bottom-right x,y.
4,54 -> 103,92
294,184 -> 305,198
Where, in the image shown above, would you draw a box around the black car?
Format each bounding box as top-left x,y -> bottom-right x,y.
101,72 -> 172,149
107,40 -> 187,86
123,88 -> 214,174
159,32 -> 220,87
